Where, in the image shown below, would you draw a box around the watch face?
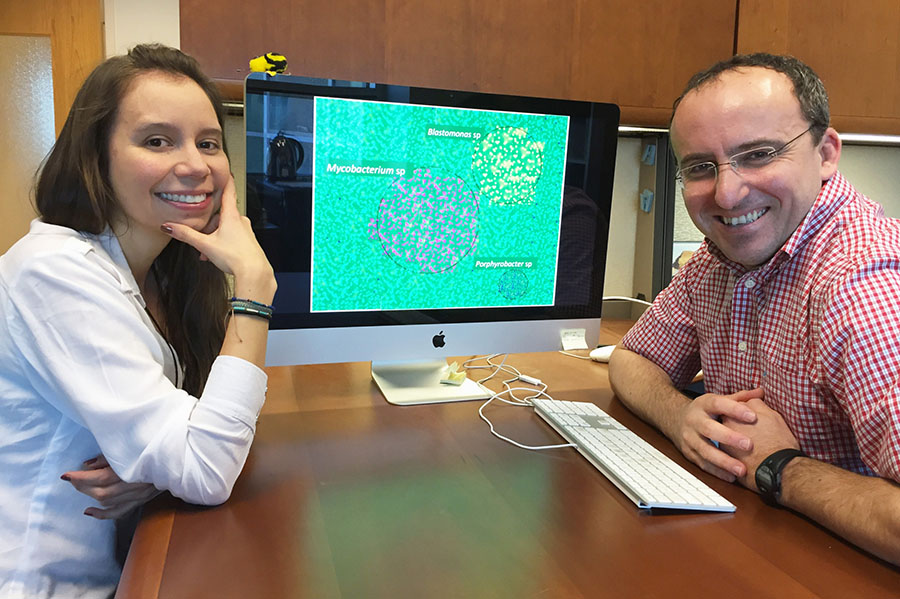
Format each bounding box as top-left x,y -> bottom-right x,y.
756,449 -> 805,504
757,467 -> 775,492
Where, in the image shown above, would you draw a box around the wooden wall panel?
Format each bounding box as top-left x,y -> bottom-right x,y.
0,0 -> 104,135
180,0 -> 737,127
385,0 -> 578,98
738,0 -> 900,134
570,1 -> 736,122
180,0 -> 388,85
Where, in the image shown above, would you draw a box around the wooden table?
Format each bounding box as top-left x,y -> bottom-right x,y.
117,321 -> 900,598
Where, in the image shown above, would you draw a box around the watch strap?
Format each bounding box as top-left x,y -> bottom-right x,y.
756,448 -> 806,505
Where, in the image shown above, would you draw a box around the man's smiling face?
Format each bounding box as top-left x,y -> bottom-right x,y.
671,67 -> 840,269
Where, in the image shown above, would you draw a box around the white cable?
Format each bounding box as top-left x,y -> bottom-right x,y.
558,350 -> 590,360
602,295 -> 653,307
478,392 -> 575,451
463,353 -> 515,385
465,354 -> 576,451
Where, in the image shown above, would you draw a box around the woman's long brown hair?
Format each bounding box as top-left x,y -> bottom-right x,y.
35,44 -> 229,395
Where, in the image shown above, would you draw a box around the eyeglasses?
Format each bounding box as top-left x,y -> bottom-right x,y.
675,126 -> 813,192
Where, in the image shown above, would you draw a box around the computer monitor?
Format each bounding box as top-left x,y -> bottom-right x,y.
244,73 -> 619,404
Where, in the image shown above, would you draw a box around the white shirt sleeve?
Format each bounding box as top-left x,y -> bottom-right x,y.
5,238 -> 266,505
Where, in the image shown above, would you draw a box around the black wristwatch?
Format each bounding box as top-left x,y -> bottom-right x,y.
755,448 -> 806,505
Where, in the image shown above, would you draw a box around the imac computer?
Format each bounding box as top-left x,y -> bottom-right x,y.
244,73 -> 619,405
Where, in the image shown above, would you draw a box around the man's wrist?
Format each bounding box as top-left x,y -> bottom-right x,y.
660,393 -> 694,447
772,454 -> 812,508
755,448 -> 807,505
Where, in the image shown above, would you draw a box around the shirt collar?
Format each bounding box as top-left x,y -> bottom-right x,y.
779,171 -> 853,258
94,228 -> 144,306
705,171 -> 853,279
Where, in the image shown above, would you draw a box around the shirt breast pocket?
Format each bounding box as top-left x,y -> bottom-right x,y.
758,305 -> 815,417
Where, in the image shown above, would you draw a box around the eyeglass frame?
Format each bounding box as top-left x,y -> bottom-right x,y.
674,126 -> 814,191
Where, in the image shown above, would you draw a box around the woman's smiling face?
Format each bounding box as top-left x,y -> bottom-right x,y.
107,70 -> 229,254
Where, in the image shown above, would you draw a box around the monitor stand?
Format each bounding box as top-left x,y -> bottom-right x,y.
371,359 -> 492,405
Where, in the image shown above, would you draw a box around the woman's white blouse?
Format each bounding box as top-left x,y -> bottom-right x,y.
0,220 -> 267,598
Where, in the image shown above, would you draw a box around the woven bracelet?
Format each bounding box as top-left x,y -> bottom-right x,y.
229,296 -> 274,311
231,304 -> 273,321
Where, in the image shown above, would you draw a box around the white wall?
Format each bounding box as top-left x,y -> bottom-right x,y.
103,0 -> 180,57
836,144 -> 900,217
223,115 -> 246,210
603,138 -> 641,296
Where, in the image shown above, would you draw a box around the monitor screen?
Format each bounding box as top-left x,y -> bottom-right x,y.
245,73 -> 618,402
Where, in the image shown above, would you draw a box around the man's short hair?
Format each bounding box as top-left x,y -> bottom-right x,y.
672,53 -> 830,142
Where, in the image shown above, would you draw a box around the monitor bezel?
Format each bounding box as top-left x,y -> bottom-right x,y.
244,73 -> 619,335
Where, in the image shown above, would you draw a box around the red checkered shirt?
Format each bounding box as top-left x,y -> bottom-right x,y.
622,172 -> 900,481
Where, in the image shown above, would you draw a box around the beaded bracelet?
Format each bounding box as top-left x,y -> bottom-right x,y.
229,297 -> 274,320
229,297 -> 274,310
231,304 -> 273,320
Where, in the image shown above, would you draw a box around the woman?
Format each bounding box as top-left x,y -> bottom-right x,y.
0,44 -> 276,597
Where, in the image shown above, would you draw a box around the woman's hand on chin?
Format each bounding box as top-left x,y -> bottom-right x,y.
160,175 -> 274,297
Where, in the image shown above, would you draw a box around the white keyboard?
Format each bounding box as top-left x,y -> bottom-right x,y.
532,398 -> 735,512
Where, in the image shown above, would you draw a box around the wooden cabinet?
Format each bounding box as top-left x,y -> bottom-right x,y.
737,0 -> 900,134
180,0 -> 736,127
181,1 -> 900,133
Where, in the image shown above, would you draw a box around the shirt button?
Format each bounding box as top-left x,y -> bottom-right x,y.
737,341 -> 748,352
745,279 -> 757,289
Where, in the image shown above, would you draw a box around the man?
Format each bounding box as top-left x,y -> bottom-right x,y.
608,53 -> 900,565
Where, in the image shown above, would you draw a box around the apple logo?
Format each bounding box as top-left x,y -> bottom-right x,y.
432,331 -> 446,348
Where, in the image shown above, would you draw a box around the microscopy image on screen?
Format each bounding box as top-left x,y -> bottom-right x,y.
311,97 -> 570,312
